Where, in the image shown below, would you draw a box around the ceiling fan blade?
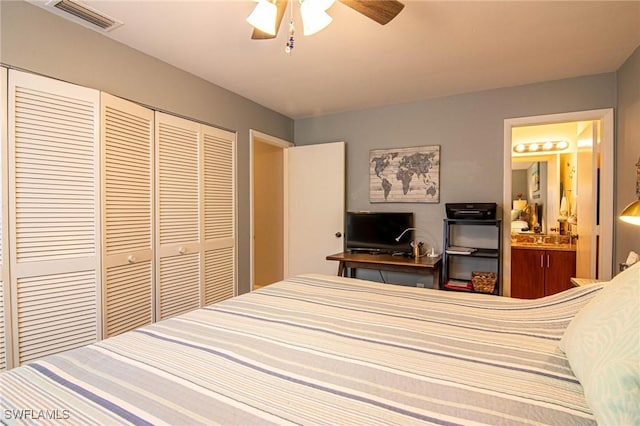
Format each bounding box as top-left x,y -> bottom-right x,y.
251,0 -> 289,39
339,0 -> 404,25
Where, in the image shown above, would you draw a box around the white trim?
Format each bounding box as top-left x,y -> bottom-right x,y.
249,130 -> 292,291
503,109 -> 614,295
0,66 -> 12,370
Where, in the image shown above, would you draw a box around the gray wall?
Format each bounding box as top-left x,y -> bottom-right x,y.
2,1 -> 637,292
616,46 -> 640,268
0,0 -> 294,295
295,73 -> 619,283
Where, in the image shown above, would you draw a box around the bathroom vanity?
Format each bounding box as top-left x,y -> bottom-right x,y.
510,237 -> 576,299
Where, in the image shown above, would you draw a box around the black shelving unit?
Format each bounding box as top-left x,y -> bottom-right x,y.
442,219 -> 502,295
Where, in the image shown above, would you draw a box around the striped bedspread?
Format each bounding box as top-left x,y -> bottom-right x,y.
1,274 -> 602,425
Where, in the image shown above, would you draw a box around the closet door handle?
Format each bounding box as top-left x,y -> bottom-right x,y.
178,246 -> 186,254
127,255 -> 136,264
540,254 -> 544,268
547,254 -> 550,269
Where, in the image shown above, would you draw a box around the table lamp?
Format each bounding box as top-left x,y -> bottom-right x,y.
620,199 -> 640,226
395,228 -> 439,258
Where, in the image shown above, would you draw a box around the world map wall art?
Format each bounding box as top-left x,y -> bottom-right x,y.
370,145 -> 440,203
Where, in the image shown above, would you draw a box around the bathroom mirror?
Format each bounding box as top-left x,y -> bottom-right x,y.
510,160 -> 549,234
510,157 -> 567,236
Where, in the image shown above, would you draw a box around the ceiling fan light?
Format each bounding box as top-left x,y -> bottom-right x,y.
301,0 -> 333,35
305,0 -> 336,10
247,0 -> 278,35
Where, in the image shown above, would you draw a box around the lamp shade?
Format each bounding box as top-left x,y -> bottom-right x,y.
247,0 -> 278,35
301,0 -> 335,35
620,199 -> 640,226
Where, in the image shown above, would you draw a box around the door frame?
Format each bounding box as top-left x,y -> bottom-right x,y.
249,130 -> 292,291
1,66 -> 12,370
503,108 -> 614,296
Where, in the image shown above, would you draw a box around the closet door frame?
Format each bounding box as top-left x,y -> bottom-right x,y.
0,66 -> 12,370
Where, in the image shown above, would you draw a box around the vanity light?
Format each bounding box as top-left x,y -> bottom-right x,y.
577,138 -> 592,148
512,140 -> 570,154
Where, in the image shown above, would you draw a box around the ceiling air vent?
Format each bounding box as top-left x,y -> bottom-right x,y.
47,0 -> 122,31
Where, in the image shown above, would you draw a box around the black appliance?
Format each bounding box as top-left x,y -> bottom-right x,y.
445,203 -> 497,220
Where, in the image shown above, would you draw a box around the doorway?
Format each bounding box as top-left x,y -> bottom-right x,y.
250,130 -> 292,290
250,134 -> 346,291
503,109 -> 614,296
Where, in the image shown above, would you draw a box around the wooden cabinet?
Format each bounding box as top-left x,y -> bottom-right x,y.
544,250 -> 577,295
510,248 -> 545,298
511,247 -> 576,299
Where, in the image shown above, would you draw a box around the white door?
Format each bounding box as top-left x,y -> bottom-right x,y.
286,142 -> 345,277
155,113 -> 201,320
202,125 -> 236,305
9,70 -> 101,365
576,123 -> 595,278
593,118 -> 614,280
101,93 -> 154,337
155,113 -> 236,319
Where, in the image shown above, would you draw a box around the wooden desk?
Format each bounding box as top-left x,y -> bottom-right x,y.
326,252 -> 442,288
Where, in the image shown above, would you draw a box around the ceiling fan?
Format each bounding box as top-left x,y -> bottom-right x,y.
248,0 -> 405,40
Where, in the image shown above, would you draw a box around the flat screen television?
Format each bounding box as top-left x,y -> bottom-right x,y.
345,211 -> 414,255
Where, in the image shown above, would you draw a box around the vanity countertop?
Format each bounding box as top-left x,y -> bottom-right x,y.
511,241 -> 576,252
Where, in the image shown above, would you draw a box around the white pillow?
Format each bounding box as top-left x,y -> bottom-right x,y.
560,262 -> 640,424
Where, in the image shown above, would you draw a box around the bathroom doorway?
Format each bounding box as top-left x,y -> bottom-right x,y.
503,109 -> 614,296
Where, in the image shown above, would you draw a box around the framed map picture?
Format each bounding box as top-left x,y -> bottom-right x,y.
370,145 -> 440,203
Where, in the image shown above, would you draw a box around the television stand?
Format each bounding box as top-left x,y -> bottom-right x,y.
326,252 -> 442,288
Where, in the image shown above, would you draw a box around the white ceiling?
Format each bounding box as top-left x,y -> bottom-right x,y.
31,0 -> 640,119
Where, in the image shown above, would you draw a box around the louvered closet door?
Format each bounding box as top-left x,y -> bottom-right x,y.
0,66 -> 9,370
102,94 -> 154,337
203,125 -> 236,305
155,113 -> 201,319
8,70 -> 100,365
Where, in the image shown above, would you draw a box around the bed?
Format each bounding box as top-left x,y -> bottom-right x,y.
2,265 -> 638,425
